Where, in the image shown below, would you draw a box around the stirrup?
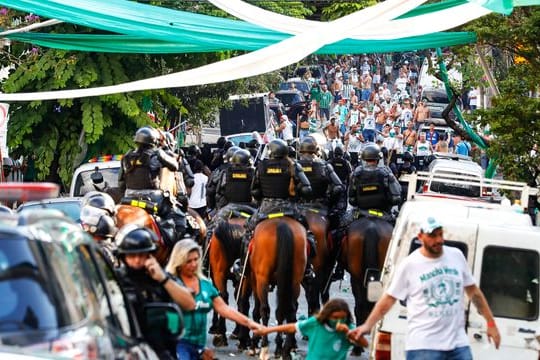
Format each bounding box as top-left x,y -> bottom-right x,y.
230,258 -> 243,281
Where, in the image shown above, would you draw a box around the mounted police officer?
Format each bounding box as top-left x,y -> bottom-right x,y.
118,126 -> 187,246
394,151 -> 416,205
349,143 -> 401,215
206,145 -> 240,216
114,225 -> 195,359
297,136 -> 344,215
205,148 -> 257,247
233,139 -> 316,280
160,131 -> 193,211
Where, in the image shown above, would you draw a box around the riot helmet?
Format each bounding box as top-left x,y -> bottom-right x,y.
134,126 -> 158,146
299,137 -> 318,154
403,151 -> 414,163
223,141 -> 234,152
82,191 -> 116,216
333,146 -> 344,157
362,144 -> 382,161
80,205 -> 117,238
187,144 -> 201,157
115,224 -> 157,254
224,146 -> 240,162
216,136 -> 227,149
231,149 -> 251,166
267,139 -> 288,159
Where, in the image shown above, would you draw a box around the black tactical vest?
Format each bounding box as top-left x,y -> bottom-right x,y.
299,159 -> 327,200
354,166 -> 388,210
259,159 -> 291,199
225,166 -> 254,203
330,158 -> 350,184
123,149 -> 158,190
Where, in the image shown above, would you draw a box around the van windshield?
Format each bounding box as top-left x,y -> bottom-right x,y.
423,91 -> 449,104
480,246 -> 539,320
73,167 -> 120,197
429,171 -> 481,197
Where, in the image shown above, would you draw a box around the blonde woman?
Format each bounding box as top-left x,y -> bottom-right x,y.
166,239 -> 263,359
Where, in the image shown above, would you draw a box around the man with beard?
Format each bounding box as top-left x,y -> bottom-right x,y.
115,225 -> 195,358
349,217 -> 501,358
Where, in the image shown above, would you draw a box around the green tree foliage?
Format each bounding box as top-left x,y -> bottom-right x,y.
463,7 -> 540,183
320,1 -> 377,21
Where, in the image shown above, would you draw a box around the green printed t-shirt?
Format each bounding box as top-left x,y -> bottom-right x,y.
178,277 -> 219,346
297,316 -> 354,360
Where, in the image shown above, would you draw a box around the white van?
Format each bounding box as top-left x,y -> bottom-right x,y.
69,160 -> 121,197
369,192 -> 540,359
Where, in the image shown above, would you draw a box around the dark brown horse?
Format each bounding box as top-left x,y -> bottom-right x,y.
301,209 -> 334,315
341,215 -> 393,353
207,217 -> 250,349
115,205 -> 207,266
247,217 -> 307,360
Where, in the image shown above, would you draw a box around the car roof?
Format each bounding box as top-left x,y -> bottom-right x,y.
74,160 -> 122,172
402,197 -> 532,227
429,157 -> 482,174
18,197 -> 82,207
276,89 -> 305,95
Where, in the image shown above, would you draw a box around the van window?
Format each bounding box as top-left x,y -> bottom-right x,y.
409,237 -> 468,259
429,170 -> 481,197
480,246 -> 539,320
73,167 -> 120,197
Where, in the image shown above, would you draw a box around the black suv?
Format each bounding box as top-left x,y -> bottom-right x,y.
0,205 -> 183,359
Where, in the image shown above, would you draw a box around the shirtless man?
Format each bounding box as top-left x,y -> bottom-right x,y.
402,121 -> 418,153
413,101 -> 431,129
324,117 -> 341,142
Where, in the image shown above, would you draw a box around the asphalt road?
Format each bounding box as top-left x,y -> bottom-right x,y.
204,274 -> 370,359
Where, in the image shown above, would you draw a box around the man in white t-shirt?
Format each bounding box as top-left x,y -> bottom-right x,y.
349,216 -> 501,359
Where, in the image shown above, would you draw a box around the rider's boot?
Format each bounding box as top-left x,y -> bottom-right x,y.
298,215 -> 316,282
230,220 -> 254,281
330,228 -> 345,281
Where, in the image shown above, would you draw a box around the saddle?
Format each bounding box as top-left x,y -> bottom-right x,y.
354,208 -> 395,224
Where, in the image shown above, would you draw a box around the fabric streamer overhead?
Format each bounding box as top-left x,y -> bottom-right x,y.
0,0 -> 425,101
6,31 -> 477,55
0,0 -> 537,100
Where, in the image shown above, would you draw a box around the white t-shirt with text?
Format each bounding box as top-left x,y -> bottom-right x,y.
387,246 -> 475,351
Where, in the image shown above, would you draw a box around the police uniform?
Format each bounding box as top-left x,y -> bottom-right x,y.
119,128 -> 186,245
349,163 -> 401,212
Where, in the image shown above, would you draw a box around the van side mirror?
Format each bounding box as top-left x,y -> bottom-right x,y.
367,281 -> 384,302
144,303 -> 184,342
90,167 -> 104,184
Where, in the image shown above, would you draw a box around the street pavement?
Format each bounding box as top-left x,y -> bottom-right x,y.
205,274 -> 370,359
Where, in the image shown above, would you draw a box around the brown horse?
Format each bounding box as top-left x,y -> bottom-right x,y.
247,217 -> 307,360
341,215 -> 393,354
115,204 -> 207,266
207,217 -> 251,349
301,209 -> 334,315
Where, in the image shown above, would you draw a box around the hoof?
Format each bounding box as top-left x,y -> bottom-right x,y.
208,325 -> 218,335
212,334 -> 228,347
247,348 -> 257,356
229,332 -> 239,340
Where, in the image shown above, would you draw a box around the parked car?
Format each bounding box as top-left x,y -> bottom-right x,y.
420,87 -> 459,119
17,197 -> 82,223
368,190 -> 540,360
424,154 -> 484,197
275,89 -> 307,113
278,78 -> 311,96
0,183 -> 184,359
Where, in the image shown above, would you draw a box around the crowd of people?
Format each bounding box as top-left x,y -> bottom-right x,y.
62,52 -> 501,360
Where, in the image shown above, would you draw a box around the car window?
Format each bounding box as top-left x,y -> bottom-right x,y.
480,246 -> 539,320
74,167 -> 120,197
423,91 -> 449,104
429,170 -> 481,197
78,245 -> 132,336
409,237 -> 468,259
226,134 -> 254,146
18,201 -> 81,223
0,238 -> 88,333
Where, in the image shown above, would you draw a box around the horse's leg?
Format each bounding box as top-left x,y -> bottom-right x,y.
350,274 -> 365,356
282,284 -> 301,360
236,283 -> 252,350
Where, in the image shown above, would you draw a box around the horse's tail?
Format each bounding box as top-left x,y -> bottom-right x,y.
213,221 -> 243,264
362,220 -> 381,274
276,221 -> 294,318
